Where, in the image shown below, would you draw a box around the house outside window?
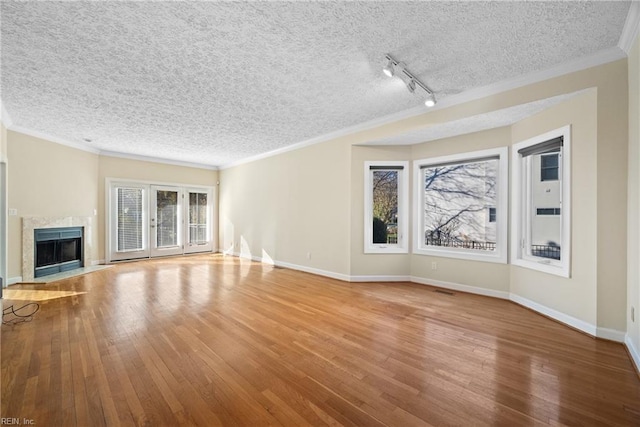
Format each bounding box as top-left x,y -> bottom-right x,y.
413,147 -> 508,263
540,153 -> 559,181
511,126 -> 571,277
489,207 -> 497,223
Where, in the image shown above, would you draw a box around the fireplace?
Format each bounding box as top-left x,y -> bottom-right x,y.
34,227 -> 84,278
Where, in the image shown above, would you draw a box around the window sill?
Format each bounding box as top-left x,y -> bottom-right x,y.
413,247 -> 507,264
364,246 -> 408,254
512,258 -> 570,278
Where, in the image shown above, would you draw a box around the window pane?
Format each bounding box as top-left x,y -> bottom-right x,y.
189,192 -> 208,244
372,170 -> 398,244
422,159 -> 498,251
156,190 -> 178,247
117,188 -> 143,251
530,153 -> 561,260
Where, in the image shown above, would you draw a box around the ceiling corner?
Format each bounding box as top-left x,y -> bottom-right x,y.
619,2 -> 640,53
1,101 -> 13,128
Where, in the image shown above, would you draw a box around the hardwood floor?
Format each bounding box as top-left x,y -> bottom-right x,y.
2,254 -> 639,426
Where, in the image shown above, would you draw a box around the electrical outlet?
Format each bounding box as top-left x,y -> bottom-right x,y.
8,208 -> 17,216
306,252 -> 311,259
431,262 -> 437,270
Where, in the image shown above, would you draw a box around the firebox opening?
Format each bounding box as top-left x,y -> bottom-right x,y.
34,227 -> 84,278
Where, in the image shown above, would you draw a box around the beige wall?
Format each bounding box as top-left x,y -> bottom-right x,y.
5,132 -> 219,279
511,90 -> 599,326
409,127 -> 511,293
7,131 -> 100,278
97,155 -> 218,261
221,59 -> 629,334
627,34 -> 640,360
1,122 -> 7,288
1,122 -> 7,161
3,54 -> 632,345
350,145 -> 412,277
219,138 -> 352,276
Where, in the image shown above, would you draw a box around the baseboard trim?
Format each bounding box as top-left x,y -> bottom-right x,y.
274,260 -> 351,282
625,335 -> 640,376
410,276 -> 511,300
91,259 -> 106,266
7,276 -> 22,285
509,293 -> 598,337
219,254 -> 631,347
596,327 -> 627,343
350,275 -> 411,283
224,252 -> 351,282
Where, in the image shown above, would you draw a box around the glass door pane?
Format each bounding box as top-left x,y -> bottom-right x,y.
110,184 -> 150,261
151,186 -> 183,257
185,189 -> 213,253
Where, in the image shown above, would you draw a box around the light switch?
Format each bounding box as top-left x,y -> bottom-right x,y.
8,208 -> 17,216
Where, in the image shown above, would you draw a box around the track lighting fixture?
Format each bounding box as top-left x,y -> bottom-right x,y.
383,54 -> 437,108
406,78 -> 416,93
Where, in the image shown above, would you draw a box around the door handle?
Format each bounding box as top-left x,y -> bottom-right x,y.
150,225 -> 156,228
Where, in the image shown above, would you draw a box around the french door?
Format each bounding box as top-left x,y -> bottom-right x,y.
184,188 -> 214,254
150,186 -> 183,257
109,181 -> 214,262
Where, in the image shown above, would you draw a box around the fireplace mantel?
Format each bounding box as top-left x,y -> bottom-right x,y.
22,216 -> 94,282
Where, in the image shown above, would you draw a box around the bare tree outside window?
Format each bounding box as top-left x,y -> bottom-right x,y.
372,170 -> 398,244
421,158 -> 498,251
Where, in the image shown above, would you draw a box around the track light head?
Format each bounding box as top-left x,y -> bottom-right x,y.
424,93 -> 436,108
382,59 -> 395,77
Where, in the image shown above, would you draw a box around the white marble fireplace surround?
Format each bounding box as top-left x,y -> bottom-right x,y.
22,216 -> 94,282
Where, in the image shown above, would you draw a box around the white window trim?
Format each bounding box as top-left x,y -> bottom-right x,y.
511,125 -> 571,278
413,147 -> 508,263
364,161 -> 409,254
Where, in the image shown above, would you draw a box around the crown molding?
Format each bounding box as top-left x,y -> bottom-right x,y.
435,46 -> 626,112
1,101 -> 13,128
221,46 -> 626,170
99,150 -> 218,170
3,41 -> 630,172
619,1 -> 640,54
6,124 -> 217,170
219,104 -> 427,170
8,124 -> 101,154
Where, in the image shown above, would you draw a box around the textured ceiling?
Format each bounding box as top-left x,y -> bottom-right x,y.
0,1 -> 632,167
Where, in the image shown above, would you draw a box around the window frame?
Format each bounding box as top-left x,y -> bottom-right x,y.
413,147 -> 508,263
511,125 -> 571,278
363,161 -> 409,254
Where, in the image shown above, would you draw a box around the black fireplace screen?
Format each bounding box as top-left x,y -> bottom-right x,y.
34,227 -> 84,277
36,238 -> 81,268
